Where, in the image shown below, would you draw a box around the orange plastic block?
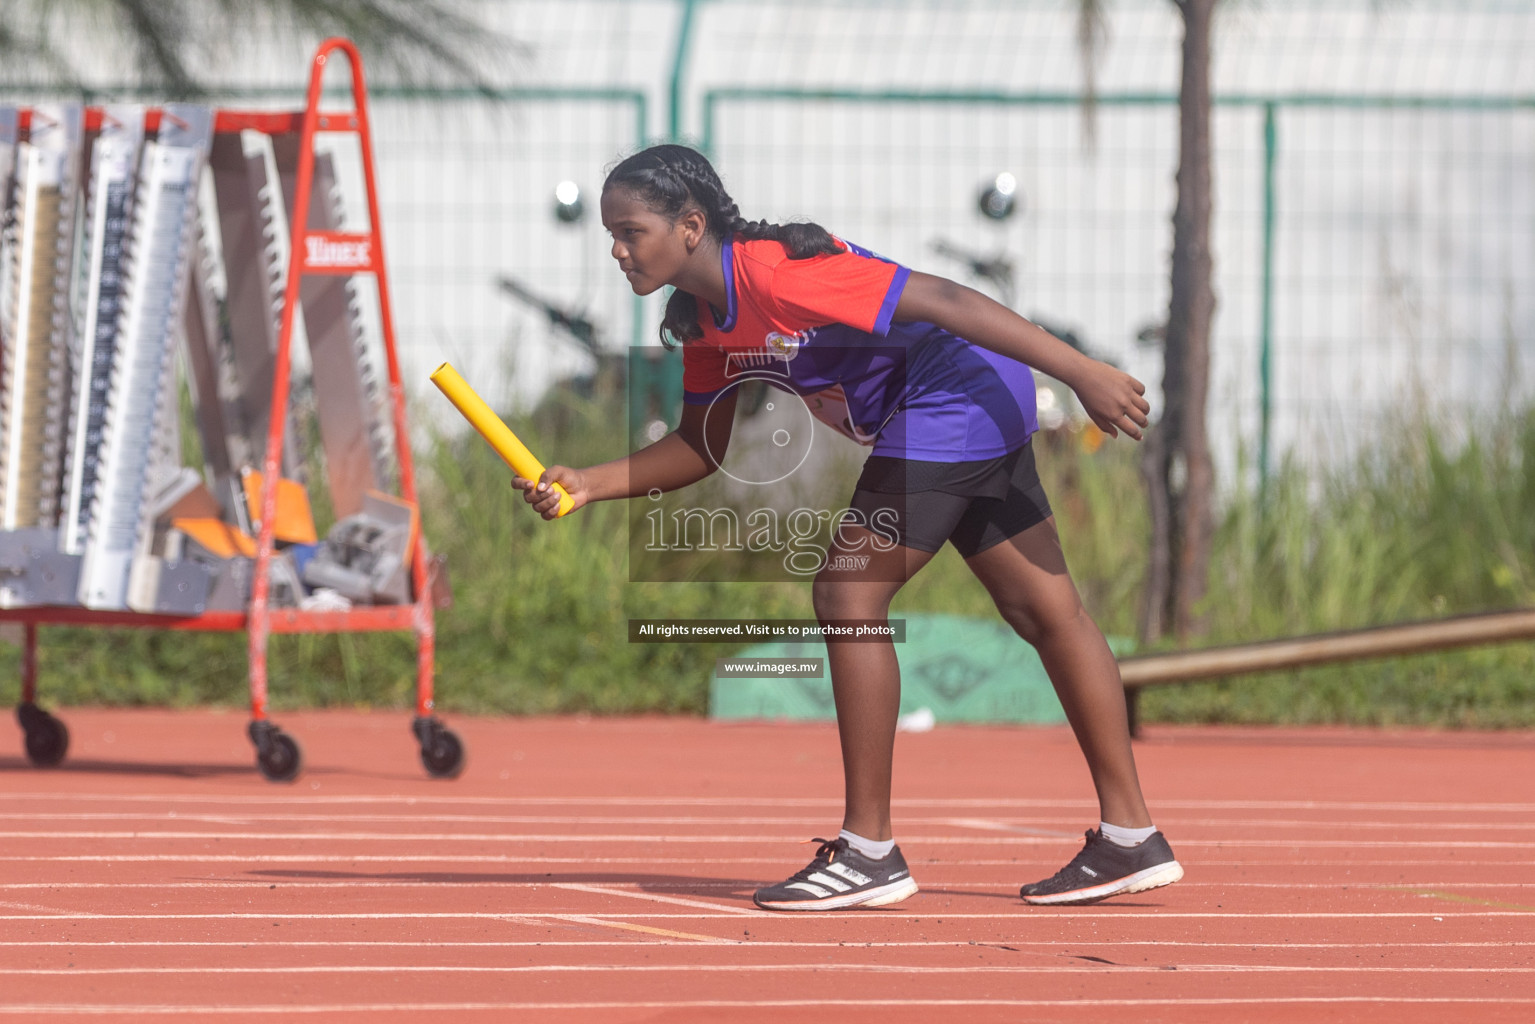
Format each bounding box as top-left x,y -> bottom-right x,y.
173,517 -> 258,559
241,471 -> 319,545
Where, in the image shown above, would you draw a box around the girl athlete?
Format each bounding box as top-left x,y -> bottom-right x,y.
516,144 -> 1183,911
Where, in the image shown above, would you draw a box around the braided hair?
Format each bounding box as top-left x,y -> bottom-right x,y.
603,144 -> 842,346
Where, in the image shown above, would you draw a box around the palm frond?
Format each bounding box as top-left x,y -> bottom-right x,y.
0,0 -> 521,97
228,0 -> 523,92
118,0 -> 199,95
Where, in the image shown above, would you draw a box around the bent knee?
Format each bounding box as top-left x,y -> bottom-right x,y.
812,577 -> 891,624
995,595 -> 1089,646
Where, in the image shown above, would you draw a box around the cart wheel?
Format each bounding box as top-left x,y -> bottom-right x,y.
248,721 -> 303,783
258,733 -> 302,782
17,703 -> 68,768
421,728 -> 465,778
413,716 -> 466,779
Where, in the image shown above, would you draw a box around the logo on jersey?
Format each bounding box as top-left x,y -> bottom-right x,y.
764,330 -> 805,360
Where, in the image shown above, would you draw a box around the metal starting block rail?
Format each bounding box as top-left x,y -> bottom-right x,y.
0,39 -> 462,782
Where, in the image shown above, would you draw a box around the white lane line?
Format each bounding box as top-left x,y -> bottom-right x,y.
555,914 -> 733,943
4,812 -> 1534,835
1,997 -> 1532,1015
0,793 -> 1531,813
0,911 -> 1530,921
0,854 -> 1528,868
0,830 -> 836,843
947,817 -> 1535,833
4,939 -> 1533,950
0,795 -> 839,806
1,964 -> 1530,976
944,819 -> 1079,837
0,901 -> 90,917
0,880 -> 1531,892
550,882 -> 759,915
0,812 -> 991,826
0,830 -> 1529,849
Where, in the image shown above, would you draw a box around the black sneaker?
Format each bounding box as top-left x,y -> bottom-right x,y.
1020,829 -> 1183,906
753,837 -> 919,911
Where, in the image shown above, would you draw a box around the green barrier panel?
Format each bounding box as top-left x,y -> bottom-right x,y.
709,613 -> 1134,725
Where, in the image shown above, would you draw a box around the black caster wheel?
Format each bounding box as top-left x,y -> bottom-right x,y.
413,716 -> 466,779
17,703 -> 68,768
248,721 -> 303,783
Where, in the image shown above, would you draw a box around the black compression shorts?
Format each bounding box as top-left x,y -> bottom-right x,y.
846,441 -> 1053,557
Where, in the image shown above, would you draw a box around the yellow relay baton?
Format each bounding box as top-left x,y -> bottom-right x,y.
429,362 -> 575,517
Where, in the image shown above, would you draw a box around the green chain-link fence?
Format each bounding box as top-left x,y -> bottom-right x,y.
4,0 -> 1531,480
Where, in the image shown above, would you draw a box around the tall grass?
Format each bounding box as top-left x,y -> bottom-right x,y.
1143,414 -> 1535,727
4,394 -> 1533,727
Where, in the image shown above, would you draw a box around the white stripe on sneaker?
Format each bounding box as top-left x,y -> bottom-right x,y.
826,862 -> 872,886
806,872 -> 851,892
758,876 -> 920,912
784,882 -> 833,898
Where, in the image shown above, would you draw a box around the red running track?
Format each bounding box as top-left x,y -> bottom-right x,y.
0,709 -> 1532,1023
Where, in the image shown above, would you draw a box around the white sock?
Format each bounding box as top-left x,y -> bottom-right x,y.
839,828 -> 895,860
1099,821 -> 1157,848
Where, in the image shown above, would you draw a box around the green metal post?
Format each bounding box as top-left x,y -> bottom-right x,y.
640,0 -> 700,433
1258,101 -> 1277,497
669,0 -> 700,141
631,92 -> 649,353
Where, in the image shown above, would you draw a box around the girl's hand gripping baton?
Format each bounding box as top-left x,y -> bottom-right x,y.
429,362 -> 575,517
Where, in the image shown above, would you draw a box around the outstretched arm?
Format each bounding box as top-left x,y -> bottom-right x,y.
515,392 -> 738,518
893,272 -> 1150,440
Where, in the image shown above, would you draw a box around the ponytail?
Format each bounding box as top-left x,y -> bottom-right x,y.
603,144 -> 841,346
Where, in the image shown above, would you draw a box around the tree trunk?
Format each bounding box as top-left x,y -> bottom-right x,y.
1141,0 -> 1218,645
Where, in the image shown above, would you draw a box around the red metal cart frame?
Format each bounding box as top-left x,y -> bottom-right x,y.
5,39 -> 462,782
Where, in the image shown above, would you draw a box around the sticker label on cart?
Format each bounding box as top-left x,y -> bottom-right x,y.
302,232 -> 375,273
